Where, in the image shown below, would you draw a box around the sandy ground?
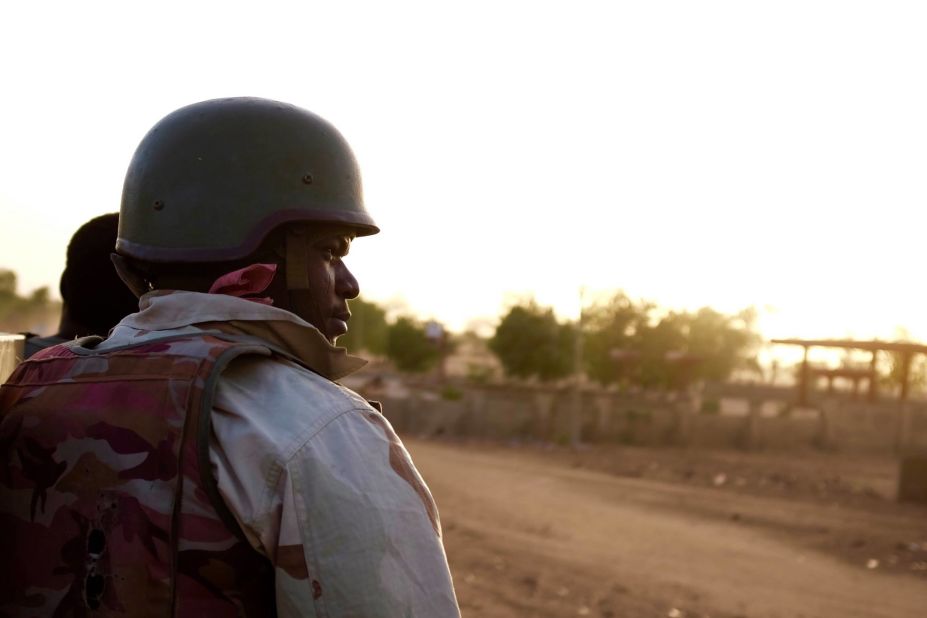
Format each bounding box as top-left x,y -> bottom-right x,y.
405,439 -> 927,618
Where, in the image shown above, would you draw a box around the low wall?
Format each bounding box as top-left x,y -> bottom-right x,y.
375,382 -> 927,454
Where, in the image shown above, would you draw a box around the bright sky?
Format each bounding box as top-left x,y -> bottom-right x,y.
1,1 -> 925,361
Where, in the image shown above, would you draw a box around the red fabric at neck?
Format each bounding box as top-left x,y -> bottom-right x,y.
208,263 -> 278,305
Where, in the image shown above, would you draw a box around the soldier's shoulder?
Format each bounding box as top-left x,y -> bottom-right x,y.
271,356 -> 372,413
215,354 -> 375,453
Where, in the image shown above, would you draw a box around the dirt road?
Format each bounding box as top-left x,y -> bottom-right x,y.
406,439 -> 927,618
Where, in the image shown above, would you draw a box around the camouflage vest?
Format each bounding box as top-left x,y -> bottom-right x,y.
0,332 -> 285,617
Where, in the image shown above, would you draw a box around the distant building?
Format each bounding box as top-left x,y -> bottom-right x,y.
443,332 -> 502,382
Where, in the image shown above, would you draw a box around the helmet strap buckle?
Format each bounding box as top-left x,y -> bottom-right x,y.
285,227 -> 311,291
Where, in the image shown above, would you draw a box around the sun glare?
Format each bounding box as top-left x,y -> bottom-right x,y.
1,1 -> 925,350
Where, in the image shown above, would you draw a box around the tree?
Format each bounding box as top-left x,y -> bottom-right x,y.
0,269 -> 61,334
634,306 -> 760,387
385,317 -> 441,373
582,292 -> 652,385
578,293 -> 761,388
489,301 -> 574,381
0,270 -> 16,296
634,311 -> 690,387
684,306 -> 761,382
339,297 -> 388,355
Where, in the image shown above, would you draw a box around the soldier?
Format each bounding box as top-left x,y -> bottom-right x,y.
22,212 -> 138,358
0,98 -> 460,616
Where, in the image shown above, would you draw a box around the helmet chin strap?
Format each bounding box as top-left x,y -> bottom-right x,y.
285,226 -> 323,332
283,223 -> 357,341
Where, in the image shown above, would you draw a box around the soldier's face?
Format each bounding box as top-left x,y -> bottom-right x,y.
300,230 -> 360,343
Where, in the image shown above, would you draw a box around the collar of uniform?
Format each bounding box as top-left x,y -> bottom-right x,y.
125,290 -> 367,381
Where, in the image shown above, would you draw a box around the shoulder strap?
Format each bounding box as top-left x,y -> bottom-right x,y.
193,335 -> 312,551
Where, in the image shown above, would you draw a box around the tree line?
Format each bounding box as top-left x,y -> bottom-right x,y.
19,265 -> 918,392
489,293 -> 761,387
337,298 -> 447,373
0,269 -> 762,386
0,270 -> 60,335
345,292 -> 763,387
2,266 -> 920,392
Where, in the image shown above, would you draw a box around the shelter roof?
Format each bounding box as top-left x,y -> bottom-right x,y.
771,339 -> 927,355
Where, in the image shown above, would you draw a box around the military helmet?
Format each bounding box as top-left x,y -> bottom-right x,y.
117,97 -> 378,263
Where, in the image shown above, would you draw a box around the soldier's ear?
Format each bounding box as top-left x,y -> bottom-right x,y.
111,253 -> 150,299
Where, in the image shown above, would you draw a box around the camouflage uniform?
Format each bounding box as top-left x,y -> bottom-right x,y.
0,290 -> 460,617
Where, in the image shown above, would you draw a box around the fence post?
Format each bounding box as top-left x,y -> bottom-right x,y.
895,402 -> 913,454
464,388 -> 486,438
535,390 -> 555,441
595,395 -> 613,442
816,397 -> 835,449
743,397 -> 762,450
674,386 -> 700,446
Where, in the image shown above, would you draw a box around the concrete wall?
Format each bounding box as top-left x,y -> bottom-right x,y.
375,381 -> 927,454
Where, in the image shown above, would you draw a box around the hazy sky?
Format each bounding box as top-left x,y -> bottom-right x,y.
1,1 -> 925,360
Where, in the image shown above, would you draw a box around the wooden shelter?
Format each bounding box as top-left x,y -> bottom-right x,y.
771,338 -> 927,404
